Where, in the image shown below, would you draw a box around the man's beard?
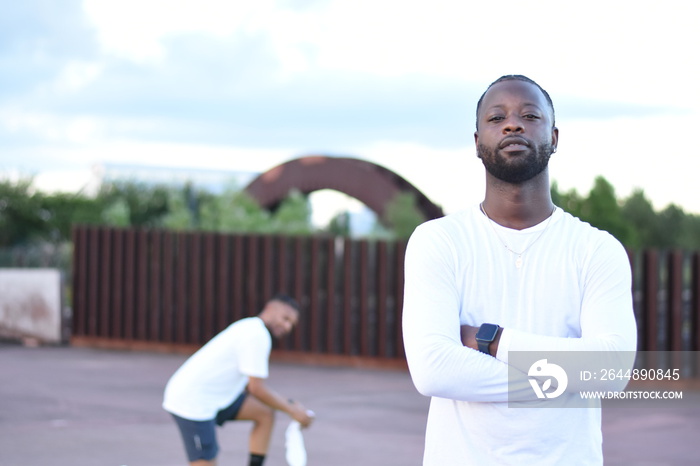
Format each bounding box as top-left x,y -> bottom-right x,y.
477,142 -> 553,184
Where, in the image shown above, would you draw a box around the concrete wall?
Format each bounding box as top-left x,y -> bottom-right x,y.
0,269 -> 65,344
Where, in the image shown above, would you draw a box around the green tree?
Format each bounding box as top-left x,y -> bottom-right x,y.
384,192 -> 425,240
656,204 -> 685,249
326,211 -> 351,236
551,182 -> 585,219
269,190 -> 313,235
101,198 -> 131,227
39,192 -> 105,242
201,188 -> 272,233
620,189 -> 660,249
0,178 -> 45,246
161,185 -> 197,230
679,214 -> 700,250
554,177 -> 632,245
98,181 -> 170,227
581,176 -> 633,244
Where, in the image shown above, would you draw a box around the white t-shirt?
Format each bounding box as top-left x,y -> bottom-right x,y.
163,317 -> 271,420
402,205 -> 637,465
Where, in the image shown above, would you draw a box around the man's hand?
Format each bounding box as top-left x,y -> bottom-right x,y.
288,400 -> 314,428
461,324 -> 502,356
247,377 -> 315,428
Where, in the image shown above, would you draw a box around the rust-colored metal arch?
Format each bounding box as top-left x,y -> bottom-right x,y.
244,156 -> 444,225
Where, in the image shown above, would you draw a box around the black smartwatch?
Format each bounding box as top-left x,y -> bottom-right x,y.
475,323 -> 500,355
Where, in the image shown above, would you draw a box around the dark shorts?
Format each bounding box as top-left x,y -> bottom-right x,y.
171,392 -> 248,462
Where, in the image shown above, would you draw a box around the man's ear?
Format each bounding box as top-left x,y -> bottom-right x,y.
474,131 -> 480,158
551,127 -> 559,152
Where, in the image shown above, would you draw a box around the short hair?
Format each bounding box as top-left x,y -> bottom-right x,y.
475,75 -> 555,129
269,293 -> 301,312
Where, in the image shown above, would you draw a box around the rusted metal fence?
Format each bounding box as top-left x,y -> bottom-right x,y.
630,250 -> 700,352
71,226 -> 406,367
71,227 -> 700,367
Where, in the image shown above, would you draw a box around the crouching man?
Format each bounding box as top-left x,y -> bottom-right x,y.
163,294 -> 314,466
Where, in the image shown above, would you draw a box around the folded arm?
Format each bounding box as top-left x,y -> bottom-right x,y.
402,223 -> 637,401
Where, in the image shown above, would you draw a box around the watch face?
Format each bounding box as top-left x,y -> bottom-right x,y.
476,323 -> 499,341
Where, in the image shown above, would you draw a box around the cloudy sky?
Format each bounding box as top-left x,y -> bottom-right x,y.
1,0 -> 699,219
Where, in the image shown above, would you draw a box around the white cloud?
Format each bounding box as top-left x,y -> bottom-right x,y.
551,113 -> 697,212
2,0 -> 699,218
82,0 -> 295,62
55,60 -> 104,92
33,168 -> 96,194
80,0 -> 699,109
0,109 -> 103,144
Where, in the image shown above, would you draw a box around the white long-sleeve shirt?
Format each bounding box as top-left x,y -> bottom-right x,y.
402,205 -> 637,465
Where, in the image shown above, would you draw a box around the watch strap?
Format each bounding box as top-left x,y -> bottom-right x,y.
477,338 -> 491,354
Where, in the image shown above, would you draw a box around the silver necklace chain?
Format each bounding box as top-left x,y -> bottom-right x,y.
480,203 -> 556,268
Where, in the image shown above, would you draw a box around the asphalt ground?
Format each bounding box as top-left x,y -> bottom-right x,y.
2,343 -> 699,466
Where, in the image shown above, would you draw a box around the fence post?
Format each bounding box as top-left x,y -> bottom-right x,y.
99,228 -> 112,338
135,230 -> 149,341
342,238 -> 353,356
310,237 -> 320,353
124,229 -> 136,340
232,235 -> 245,324
111,229 -> 124,340
175,231 -> 188,344
71,227 -> 87,337
692,252 -> 700,352
325,238 -> 337,354
162,230 -> 174,343
377,241 -> 388,358
246,235 -> 260,317
293,237 -> 305,351
149,230 -> 163,342
394,240 -> 406,359
186,232 -> 201,344
642,250 -> 659,351
666,250 -> 684,351
202,233 -> 217,341
359,240 -> 370,356
216,234 -> 231,331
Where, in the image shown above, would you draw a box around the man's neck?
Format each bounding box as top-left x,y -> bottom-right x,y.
481,172 -> 554,230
